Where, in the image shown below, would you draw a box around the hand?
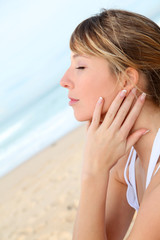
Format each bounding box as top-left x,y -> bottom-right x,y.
82,88 -> 148,179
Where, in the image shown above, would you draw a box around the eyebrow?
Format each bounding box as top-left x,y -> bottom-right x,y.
72,54 -> 80,58
72,54 -> 89,59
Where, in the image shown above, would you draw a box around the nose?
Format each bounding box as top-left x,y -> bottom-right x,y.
60,69 -> 74,89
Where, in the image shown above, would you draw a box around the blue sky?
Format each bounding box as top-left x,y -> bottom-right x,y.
0,0 -> 160,121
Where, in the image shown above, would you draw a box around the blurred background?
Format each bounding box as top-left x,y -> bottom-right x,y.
0,0 -> 160,178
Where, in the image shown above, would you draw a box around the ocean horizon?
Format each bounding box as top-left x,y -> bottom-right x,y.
0,82 -> 82,178
0,0 -> 160,178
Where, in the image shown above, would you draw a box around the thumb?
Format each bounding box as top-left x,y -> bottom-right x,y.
126,129 -> 150,151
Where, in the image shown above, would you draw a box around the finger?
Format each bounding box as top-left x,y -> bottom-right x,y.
126,128 -> 150,151
101,89 -> 127,129
111,88 -> 137,129
86,120 -> 91,131
90,97 -> 104,130
121,92 -> 146,138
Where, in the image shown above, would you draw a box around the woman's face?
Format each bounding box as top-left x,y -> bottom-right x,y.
60,52 -> 121,121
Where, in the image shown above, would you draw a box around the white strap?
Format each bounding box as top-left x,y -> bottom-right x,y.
124,147 -> 134,185
129,149 -> 137,188
145,129 -> 160,189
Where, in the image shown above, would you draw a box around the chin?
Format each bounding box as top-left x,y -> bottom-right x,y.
73,111 -> 92,122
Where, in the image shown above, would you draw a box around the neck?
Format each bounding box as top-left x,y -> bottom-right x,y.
130,100 -> 160,172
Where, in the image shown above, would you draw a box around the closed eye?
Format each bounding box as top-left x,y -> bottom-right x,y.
76,66 -> 85,70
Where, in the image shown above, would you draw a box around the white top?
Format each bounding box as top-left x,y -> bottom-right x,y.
124,128 -> 160,211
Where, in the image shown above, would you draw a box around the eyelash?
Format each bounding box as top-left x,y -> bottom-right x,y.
76,66 -> 85,70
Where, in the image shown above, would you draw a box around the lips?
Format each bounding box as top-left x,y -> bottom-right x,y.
68,97 -> 79,106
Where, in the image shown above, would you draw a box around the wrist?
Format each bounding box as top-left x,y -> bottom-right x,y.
81,171 -> 109,189
81,165 -> 110,181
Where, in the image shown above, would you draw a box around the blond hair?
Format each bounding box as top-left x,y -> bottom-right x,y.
70,9 -> 160,106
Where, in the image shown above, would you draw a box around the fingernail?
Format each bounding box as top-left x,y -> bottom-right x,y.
142,129 -> 150,135
140,92 -> 146,101
131,88 -> 137,95
120,89 -> 127,97
98,97 -> 103,104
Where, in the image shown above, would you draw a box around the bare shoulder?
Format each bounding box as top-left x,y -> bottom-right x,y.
127,169 -> 160,239
145,165 -> 160,196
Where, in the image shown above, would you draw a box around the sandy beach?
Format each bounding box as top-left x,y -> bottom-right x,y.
0,124 -> 134,240
0,124 -> 86,240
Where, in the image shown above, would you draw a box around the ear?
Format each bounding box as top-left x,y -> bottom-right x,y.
120,67 -> 139,93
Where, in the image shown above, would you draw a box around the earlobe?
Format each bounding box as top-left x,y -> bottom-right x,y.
121,67 -> 139,93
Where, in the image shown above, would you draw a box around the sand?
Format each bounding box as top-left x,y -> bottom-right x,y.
0,124 -> 134,240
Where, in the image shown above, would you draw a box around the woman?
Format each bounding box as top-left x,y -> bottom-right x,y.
60,9 -> 160,239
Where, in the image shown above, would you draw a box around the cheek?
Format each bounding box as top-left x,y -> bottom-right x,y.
90,86 -> 120,120
73,100 -> 95,121
74,77 -> 119,121
101,91 -> 118,114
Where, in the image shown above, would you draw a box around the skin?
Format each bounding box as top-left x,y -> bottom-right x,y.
60,52 -> 160,240
60,52 -> 121,121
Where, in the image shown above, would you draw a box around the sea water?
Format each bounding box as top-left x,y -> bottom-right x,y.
0,83 -> 81,178
0,0 -> 159,179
